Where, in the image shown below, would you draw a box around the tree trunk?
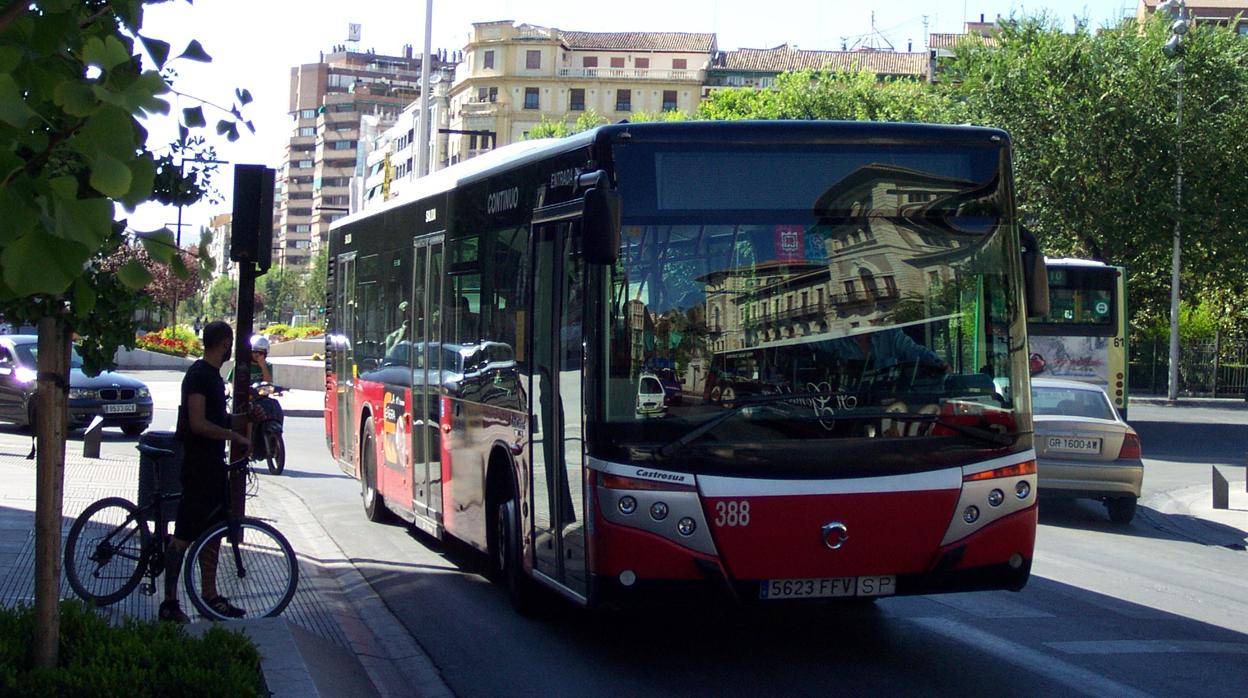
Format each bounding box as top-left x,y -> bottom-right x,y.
33,315 -> 70,668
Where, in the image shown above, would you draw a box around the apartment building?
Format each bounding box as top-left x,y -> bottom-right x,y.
279,45 -> 455,268
447,21 -> 715,163
206,213 -> 235,282
359,67 -> 456,211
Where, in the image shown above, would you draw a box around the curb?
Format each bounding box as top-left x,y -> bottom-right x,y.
1131,396 -> 1248,409
260,476 -> 454,698
285,409 -> 324,419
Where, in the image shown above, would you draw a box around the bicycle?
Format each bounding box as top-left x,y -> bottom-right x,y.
62,442 -> 299,621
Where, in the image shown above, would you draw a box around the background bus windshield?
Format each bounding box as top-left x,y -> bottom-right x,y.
1034,266 -> 1117,333
601,142 -> 1027,463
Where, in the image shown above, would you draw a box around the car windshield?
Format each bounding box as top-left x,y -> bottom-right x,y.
1032,386 -> 1116,420
598,139 -> 1031,470
14,342 -> 84,369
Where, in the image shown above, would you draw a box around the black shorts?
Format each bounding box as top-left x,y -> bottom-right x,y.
174,471 -> 228,541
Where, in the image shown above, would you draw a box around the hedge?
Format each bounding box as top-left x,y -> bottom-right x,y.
0,601 -> 265,697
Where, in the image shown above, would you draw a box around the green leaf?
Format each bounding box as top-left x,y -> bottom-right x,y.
1,232 -> 85,295
83,35 -> 132,70
182,106 -> 206,128
170,253 -> 190,280
0,187 -> 37,246
139,35 -> 171,70
177,40 -> 212,63
53,80 -> 99,117
138,228 -> 177,263
119,155 -> 157,210
0,46 -> 22,73
52,197 -> 113,248
0,75 -> 36,128
236,88 -> 253,105
73,105 -> 140,160
117,259 -> 154,290
89,151 -> 133,197
72,277 -> 97,318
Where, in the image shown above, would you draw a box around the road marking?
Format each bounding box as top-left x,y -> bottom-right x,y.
1047,639 -> 1248,655
911,617 -> 1154,698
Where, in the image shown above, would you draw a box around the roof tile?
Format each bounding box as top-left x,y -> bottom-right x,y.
716,46 -> 928,77
560,31 -> 717,53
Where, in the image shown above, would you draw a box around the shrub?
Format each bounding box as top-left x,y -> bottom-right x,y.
0,601 -> 265,696
137,333 -> 191,357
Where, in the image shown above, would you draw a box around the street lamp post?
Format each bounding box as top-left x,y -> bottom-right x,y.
1159,0 -> 1188,401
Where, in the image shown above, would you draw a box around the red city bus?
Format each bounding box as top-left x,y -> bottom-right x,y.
325,121 -> 1045,610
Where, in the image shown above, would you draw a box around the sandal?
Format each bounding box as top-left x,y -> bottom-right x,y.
204,595 -> 246,618
158,599 -> 190,624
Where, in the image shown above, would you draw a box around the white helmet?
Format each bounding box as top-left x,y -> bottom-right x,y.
250,335 -> 270,353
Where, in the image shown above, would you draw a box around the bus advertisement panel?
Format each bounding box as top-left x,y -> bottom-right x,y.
1027,260 -> 1128,417
326,121 -> 1040,611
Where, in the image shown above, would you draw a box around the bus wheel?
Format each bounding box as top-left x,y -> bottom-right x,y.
496,495 -> 540,615
361,417 -> 390,523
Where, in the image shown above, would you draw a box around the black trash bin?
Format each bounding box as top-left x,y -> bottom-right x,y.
137,431 -> 182,522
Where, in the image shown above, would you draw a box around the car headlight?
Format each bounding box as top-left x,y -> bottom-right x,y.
68,388 -> 95,400
137,386 -> 150,398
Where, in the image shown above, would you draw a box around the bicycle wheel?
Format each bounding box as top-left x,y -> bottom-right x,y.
183,517 -> 298,620
64,497 -> 152,606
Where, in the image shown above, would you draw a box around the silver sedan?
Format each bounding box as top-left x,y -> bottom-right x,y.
1031,377 -> 1143,524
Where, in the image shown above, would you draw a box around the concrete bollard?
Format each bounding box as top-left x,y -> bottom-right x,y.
1212,466 -> 1229,510
82,415 -> 104,459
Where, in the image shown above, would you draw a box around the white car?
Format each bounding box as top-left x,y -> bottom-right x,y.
1031,377 -> 1143,523
636,373 -> 667,417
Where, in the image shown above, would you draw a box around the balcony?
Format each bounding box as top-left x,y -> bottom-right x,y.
556,67 -> 703,82
461,101 -> 499,117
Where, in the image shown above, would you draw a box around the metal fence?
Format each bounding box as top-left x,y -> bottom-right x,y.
1130,337 -> 1248,397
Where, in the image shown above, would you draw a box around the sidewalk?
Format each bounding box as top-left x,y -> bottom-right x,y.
0,442 -> 450,698
1142,466 -> 1248,549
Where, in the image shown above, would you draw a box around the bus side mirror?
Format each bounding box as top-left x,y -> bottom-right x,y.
583,187 -> 621,265
1019,225 -> 1050,318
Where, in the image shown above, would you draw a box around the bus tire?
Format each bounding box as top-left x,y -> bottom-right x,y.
496,494 -> 541,615
360,416 -> 390,523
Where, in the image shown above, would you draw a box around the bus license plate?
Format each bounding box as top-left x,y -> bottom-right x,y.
760,575 -> 896,600
103,403 -> 136,414
1048,436 -> 1101,454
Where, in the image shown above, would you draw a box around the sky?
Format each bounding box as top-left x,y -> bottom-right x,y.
130,0 -> 1138,238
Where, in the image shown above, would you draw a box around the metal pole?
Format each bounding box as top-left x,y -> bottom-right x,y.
415,0 -> 433,178
1166,54 -> 1183,400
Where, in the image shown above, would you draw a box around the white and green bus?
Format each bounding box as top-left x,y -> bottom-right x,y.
1027,259 -> 1129,418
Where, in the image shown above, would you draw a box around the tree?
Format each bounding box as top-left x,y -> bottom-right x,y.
944,14 -> 1248,337
205,275 -> 238,320
0,0 -> 250,667
257,267 -> 303,324
304,244 -> 329,319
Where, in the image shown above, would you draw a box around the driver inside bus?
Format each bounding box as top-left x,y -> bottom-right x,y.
831,326 -> 952,376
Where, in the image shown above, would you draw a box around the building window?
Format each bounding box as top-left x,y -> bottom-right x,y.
635,57 -> 650,69
300,109 -> 317,119
477,86 -> 497,102
289,191 -> 312,200
526,50 -> 541,69
610,56 -> 625,68
298,126 -> 315,136
614,89 -> 631,112
672,58 -> 687,70
582,56 -> 598,68
330,140 -> 355,150
569,88 -> 585,111
333,103 -> 355,112
483,49 -> 495,69
524,87 -> 539,109
296,160 -> 313,169
289,207 -> 312,217
662,90 -> 678,111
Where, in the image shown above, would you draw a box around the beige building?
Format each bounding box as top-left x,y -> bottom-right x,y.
447,21 -> 715,162
279,45 -> 455,268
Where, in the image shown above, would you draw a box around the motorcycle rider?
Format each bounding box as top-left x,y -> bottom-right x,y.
228,335 -> 281,460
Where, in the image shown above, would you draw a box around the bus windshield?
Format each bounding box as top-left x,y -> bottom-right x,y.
1031,264 -> 1118,334
600,141 -> 1030,470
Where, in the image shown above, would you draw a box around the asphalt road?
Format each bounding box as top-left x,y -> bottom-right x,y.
20,381 -> 1248,697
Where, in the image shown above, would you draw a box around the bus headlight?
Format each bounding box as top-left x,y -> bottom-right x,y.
963,506 -> 980,524
618,496 -> 637,515
650,501 -> 668,521
677,517 -> 697,536
987,489 -> 1004,507
1015,481 -> 1031,500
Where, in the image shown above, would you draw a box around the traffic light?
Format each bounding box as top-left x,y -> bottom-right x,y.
231,164 -> 276,272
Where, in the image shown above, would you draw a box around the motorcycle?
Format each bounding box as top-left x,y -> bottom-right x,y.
248,382 -> 287,475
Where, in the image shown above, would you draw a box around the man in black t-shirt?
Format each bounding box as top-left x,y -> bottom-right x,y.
159,321 -> 251,623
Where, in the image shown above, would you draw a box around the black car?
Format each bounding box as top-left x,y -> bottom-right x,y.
0,335 -> 153,436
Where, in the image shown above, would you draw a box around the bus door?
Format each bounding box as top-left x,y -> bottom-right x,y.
530,212 -> 587,597
334,252 -> 357,464
410,234 -> 445,520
